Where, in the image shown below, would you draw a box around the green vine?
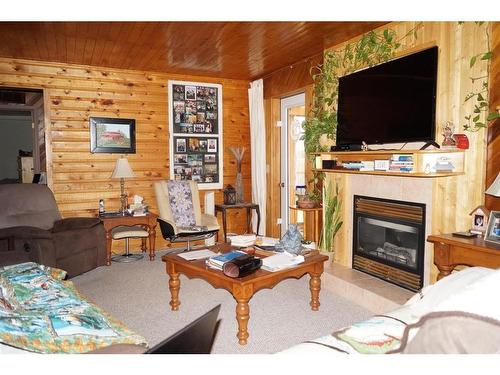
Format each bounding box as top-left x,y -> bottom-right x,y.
302,23 -> 423,198
461,21 -> 500,132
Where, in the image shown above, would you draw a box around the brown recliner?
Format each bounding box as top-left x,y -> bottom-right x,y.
0,184 -> 106,278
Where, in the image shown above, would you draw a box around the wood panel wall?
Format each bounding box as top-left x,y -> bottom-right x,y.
486,22 -> 500,211
0,57 -> 251,251
263,54 -> 322,99
321,22 -> 491,283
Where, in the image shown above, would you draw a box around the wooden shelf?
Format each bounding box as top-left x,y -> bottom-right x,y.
314,168 -> 464,178
311,148 -> 464,156
313,148 -> 466,178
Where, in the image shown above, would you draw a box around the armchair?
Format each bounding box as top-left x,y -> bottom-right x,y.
0,184 -> 106,277
154,180 -> 219,252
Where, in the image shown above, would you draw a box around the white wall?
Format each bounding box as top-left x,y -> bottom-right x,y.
0,113 -> 33,181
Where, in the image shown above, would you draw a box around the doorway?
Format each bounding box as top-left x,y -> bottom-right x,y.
0,88 -> 46,184
280,93 -> 306,236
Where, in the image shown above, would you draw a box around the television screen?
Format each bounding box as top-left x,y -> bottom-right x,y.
336,46 -> 438,146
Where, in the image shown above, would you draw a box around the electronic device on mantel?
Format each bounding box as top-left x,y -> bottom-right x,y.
335,46 -> 438,150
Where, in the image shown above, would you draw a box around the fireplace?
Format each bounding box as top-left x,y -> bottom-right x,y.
352,195 -> 425,291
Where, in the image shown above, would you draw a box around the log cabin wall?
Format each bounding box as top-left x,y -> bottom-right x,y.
486,22 -> 500,211
0,57 -> 250,251
322,22 -> 492,283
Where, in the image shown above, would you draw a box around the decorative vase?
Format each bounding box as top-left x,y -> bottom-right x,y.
229,146 -> 246,203
235,171 -> 244,203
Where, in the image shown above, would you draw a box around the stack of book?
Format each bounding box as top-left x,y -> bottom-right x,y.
206,250 -> 247,270
229,234 -> 257,247
389,154 -> 414,173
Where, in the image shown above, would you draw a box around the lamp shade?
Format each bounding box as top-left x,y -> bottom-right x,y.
111,158 -> 135,179
485,172 -> 500,197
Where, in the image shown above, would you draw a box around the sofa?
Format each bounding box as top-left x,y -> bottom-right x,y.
0,262 -> 147,354
0,184 -> 106,278
281,266 -> 500,354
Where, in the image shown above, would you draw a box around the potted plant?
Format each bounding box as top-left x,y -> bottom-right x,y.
297,190 -> 321,209
319,182 -> 343,260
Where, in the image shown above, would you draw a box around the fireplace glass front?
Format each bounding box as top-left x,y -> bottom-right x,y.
357,217 -> 419,271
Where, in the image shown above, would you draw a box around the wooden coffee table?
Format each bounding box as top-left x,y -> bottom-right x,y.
161,245 -> 328,345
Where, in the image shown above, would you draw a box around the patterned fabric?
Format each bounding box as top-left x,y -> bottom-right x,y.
0,262 -> 147,353
296,315 -> 407,354
166,180 -> 196,227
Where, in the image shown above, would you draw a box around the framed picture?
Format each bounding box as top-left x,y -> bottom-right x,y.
90,117 -> 136,154
168,80 -> 223,190
484,211 -> 500,244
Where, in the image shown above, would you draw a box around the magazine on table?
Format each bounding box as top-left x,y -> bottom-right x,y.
261,252 -> 305,272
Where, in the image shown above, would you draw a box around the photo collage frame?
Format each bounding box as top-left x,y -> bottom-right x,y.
168,81 -> 223,189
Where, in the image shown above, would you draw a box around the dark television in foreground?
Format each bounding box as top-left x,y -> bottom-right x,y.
146,304 -> 221,354
336,46 -> 438,146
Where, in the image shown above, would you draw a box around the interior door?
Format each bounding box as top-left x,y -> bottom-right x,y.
280,93 -> 305,237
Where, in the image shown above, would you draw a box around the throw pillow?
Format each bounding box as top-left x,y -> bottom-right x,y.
392,311 -> 500,354
166,181 -> 196,228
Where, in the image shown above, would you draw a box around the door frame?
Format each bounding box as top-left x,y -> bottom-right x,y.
280,92 -> 305,236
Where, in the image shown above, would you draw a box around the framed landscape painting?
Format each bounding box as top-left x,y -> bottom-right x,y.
90,117 -> 136,154
168,80 -> 223,190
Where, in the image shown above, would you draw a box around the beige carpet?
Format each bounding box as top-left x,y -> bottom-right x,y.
72,250 -> 373,354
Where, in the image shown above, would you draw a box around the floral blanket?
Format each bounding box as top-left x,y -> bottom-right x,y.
0,262 -> 147,353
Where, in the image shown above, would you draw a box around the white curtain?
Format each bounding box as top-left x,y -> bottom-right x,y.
248,79 -> 266,236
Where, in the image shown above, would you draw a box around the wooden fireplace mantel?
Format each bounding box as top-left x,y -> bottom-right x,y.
313,149 -> 465,178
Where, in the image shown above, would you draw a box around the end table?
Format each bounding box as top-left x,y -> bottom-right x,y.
215,203 -> 260,242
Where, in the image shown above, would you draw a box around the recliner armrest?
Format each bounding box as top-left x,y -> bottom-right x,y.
157,217 -> 178,239
200,213 -> 220,230
0,226 -> 52,240
52,217 -> 102,233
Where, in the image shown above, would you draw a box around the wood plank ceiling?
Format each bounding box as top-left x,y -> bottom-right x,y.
0,22 -> 387,80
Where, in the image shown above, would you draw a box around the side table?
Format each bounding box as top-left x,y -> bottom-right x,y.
215,203 -> 260,243
289,205 -> 322,245
100,212 -> 158,265
427,233 -> 500,280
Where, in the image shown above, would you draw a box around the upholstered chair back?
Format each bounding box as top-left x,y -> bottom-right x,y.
154,180 -> 203,229
0,184 -> 62,230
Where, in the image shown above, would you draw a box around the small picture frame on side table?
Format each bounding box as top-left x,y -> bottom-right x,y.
484,211 -> 500,244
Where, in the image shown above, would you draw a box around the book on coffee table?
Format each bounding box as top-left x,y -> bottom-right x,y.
261,252 -> 304,272
177,249 -> 217,261
206,250 -> 247,270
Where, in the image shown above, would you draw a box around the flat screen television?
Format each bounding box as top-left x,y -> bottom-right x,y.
336,46 -> 438,146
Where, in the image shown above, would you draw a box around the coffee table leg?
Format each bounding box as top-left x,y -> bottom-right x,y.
167,263 -> 181,311
309,272 -> 321,311
236,297 -> 250,345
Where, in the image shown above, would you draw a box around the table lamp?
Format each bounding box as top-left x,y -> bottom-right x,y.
111,157 -> 135,215
485,172 -> 500,197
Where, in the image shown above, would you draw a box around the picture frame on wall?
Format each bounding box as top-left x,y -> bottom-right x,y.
484,211 -> 500,244
168,80 -> 223,190
90,117 -> 136,154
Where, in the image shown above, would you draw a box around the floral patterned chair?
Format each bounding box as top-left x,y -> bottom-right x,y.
154,180 -> 219,252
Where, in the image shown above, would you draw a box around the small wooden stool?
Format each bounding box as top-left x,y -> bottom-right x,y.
111,226 -> 149,263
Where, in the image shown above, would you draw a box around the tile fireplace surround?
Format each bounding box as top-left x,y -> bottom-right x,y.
330,174 -> 434,287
